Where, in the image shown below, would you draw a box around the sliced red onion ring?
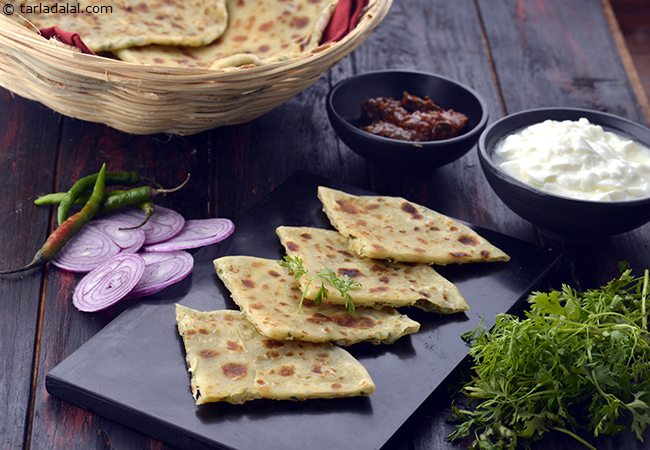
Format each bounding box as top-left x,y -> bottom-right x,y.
52,225 -> 121,273
102,209 -> 143,227
107,206 -> 185,245
143,219 -> 235,252
92,220 -> 145,253
128,251 -> 194,298
73,253 -> 145,312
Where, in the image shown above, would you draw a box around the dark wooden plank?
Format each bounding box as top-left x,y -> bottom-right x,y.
606,0 -> 650,123
28,118 -> 212,450
479,0 -> 645,121
330,0 -> 535,243
0,90 -> 60,450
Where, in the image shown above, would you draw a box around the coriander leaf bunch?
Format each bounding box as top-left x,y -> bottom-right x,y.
450,269 -> 650,449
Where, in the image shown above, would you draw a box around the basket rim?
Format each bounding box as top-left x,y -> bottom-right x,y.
0,0 -> 392,80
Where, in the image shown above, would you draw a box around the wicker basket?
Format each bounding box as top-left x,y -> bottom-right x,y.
0,0 -> 391,135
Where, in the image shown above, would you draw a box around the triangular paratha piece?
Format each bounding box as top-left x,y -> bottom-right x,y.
13,0 -> 228,52
176,305 -> 375,405
116,0 -> 336,68
318,187 -> 510,265
276,227 -> 469,314
214,256 -> 420,345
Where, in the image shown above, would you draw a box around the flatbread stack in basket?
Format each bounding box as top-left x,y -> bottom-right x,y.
12,0 -> 230,52
176,187 -> 510,405
12,0 -> 338,69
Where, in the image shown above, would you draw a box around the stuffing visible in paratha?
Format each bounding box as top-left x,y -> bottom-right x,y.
318,187 -> 510,265
276,227 -> 469,314
12,0 -> 228,52
214,256 -> 420,345
176,304 -> 375,405
115,0 -> 337,69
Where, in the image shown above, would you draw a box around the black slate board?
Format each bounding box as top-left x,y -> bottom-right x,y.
46,172 -> 560,450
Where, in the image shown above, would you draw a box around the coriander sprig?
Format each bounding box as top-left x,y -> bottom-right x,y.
316,267 -> 359,314
278,256 -> 360,314
278,255 -> 307,280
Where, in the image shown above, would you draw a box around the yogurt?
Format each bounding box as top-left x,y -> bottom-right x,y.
493,118 -> 650,201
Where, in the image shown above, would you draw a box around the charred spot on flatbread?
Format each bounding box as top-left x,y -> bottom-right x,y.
263,339 -> 285,348
338,268 -> 362,278
401,202 -> 424,220
458,235 -> 478,246
199,349 -> 219,358
336,199 -> 360,214
285,241 -> 300,251
222,362 -> 248,379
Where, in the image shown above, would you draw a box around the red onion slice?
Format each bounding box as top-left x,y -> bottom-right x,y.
102,209 -> 142,227
73,253 -> 145,312
143,219 -> 235,252
128,251 -> 194,298
107,206 -> 185,245
52,224 -> 121,273
92,220 -> 145,253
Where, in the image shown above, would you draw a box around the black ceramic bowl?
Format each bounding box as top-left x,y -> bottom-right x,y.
326,70 -> 488,169
478,107 -> 650,240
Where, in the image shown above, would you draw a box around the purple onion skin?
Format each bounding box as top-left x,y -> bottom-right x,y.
53,224 -> 121,273
103,206 -> 185,245
143,219 -> 235,252
93,220 -> 145,251
128,251 -> 194,298
73,253 -> 145,312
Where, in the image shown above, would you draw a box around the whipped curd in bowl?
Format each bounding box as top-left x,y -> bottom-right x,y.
492,117 -> 650,202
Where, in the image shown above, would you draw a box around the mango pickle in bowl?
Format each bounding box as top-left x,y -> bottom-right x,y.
326,70 -> 489,169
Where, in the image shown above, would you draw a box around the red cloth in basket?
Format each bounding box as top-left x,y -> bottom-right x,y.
322,0 -> 368,44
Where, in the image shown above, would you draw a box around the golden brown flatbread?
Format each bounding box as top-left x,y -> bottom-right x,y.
318,187 -> 510,265
12,0 -> 228,52
176,304 -> 375,405
115,0 -> 337,68
214,256 -> 420,345
276,227 -> 469,313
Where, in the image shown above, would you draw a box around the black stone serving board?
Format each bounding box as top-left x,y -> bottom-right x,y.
46,172 -> 560,450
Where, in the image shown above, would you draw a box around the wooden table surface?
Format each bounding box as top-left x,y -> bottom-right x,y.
1,1 -> 649,449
